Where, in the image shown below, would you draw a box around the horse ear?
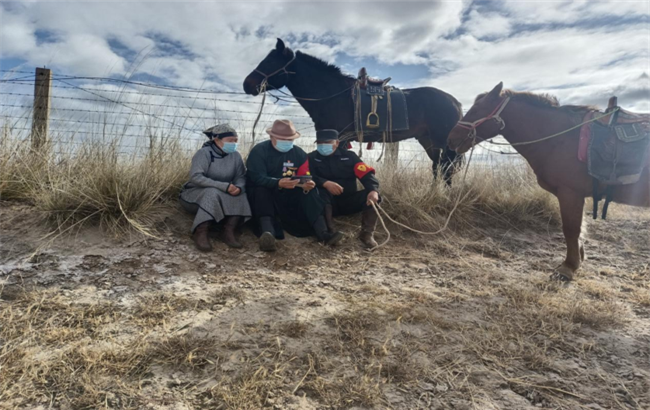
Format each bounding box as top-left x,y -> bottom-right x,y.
487,82 -> 503,100
276,38 -> 286,53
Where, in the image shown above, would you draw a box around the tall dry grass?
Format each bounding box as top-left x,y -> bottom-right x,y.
377,157 -> 559,232
1,132 -> 191,236
1,130 -> 559,237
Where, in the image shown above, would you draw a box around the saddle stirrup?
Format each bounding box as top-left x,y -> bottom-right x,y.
366,95 -> 380,129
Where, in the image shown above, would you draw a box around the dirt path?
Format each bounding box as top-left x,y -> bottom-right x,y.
1,203 -> 649,409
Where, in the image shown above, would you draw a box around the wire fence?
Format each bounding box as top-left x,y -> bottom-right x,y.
0,68 -> 522,169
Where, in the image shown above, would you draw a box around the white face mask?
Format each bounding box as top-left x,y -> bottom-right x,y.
222,142 -> 238,153
274,139 -> 294,152
317,143 -> 335,156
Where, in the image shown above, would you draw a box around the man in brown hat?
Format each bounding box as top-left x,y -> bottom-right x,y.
246,119 -> 343,251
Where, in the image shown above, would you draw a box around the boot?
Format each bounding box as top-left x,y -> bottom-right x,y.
359,207 -> 378,249
324,204 -> 336,234
259,216 -> 277,252
222,216 -> 242,249
192,221 -> 212,252
313,215 -> 344,246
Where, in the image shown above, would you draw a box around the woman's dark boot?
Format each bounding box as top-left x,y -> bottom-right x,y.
359,208 -> 378,249
259,216 -> 277,252
192,221 -> 212,252
313,216 -> 344,246
222,216 -> 242,248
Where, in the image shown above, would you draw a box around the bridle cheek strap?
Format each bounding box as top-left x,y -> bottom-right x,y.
456,97 -> 510,141
254,54 -> 297,85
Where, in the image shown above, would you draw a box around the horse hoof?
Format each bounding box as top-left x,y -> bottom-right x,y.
550,271 -> 573,282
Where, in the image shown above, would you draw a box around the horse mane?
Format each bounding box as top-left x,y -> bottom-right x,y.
295,50 -> 356,80
475,89 -> 597,113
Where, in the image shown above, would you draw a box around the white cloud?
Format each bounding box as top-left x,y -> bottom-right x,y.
418,22 -> 649,111
1,0 -> 648,116
465,9 -> 511,38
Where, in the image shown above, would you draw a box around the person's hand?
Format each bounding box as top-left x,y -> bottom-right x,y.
323,181 -> 344,196
228,184 -> 241,196
367,190 -> 379,206
302,179 -> 316,192
279,178 -> 300,189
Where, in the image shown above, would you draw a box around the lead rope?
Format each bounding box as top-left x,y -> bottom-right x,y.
504,108 -> 619,147
376,88 -> 393,163
354,82 -> 365,157
369,140 -> 478,251
250,80 -> 268,150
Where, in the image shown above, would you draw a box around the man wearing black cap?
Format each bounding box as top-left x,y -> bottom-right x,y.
308,129 -> 380,248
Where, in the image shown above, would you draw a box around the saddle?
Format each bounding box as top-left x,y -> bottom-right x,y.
357,67 -> 392,95
597,97 -> 650,125
583,96 -> 650,219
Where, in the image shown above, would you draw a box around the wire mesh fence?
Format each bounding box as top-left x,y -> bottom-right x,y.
0,68 -> 523,170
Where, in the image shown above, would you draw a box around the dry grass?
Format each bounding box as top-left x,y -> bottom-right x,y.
1,129 -> 560,239
377,158 -> 560,233
1,257 -> 648,409
2,129 -> 647,409
1,133 -> 190,236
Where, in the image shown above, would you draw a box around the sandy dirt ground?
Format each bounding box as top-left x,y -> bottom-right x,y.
1,202 -> 649,409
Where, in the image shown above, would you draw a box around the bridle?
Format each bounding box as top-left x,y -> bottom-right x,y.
254,53 -> 297,89
454,96 -> 511,143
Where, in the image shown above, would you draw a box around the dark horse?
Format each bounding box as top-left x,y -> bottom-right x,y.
448,82 -> 650,281
243,39 -> 463,183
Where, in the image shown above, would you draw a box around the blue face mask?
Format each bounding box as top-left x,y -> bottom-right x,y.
317,144 -> 335,156
222,142 -> 238,154
275,140 -> 294,153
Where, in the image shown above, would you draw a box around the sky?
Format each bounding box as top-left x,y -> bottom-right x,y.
0,0 -> 649,158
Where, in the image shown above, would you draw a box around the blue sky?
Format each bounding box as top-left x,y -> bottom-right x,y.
1,0 -> 648,153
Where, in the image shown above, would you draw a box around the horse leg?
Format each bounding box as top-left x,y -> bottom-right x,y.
552,188 -> 585,281
416,137 -> 448,184
440,147 -> 462,185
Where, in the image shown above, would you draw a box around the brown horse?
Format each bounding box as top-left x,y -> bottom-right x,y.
447,82 -> 650,281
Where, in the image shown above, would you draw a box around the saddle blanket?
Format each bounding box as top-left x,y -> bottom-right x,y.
578,111 -> 650,185
352,86 -> 409,134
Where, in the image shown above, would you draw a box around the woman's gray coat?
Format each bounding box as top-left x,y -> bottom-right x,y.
179,142 -> 252,232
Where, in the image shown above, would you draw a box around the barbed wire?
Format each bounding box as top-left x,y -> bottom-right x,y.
0,69 -> 36,75
6,125 -> 317,140
1,82 -> 301,106
0,91 -> 310,116
53,75 -> 250,95
2,72 -> 303,108
0,103 -> 315,126
1,70 -> 249,95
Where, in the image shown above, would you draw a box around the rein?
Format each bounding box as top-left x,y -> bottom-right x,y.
269,83 -> 355,102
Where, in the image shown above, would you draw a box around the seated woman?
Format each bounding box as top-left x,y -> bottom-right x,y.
179,124 -> 252,251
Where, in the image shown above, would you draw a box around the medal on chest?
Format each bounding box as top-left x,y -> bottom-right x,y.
282,161 -> 296,177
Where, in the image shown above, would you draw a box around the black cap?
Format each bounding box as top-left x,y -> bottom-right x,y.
316,129 -> 339,143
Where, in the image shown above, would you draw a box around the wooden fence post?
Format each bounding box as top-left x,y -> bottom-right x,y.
31,67 -> 52,150
386,142 -> 399,169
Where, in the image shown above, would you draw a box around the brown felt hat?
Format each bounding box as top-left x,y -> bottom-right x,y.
266,119 -> 301,140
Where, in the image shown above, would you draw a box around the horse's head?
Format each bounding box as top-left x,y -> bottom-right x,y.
243,38 -> 296,96
448,82 -> 508,154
